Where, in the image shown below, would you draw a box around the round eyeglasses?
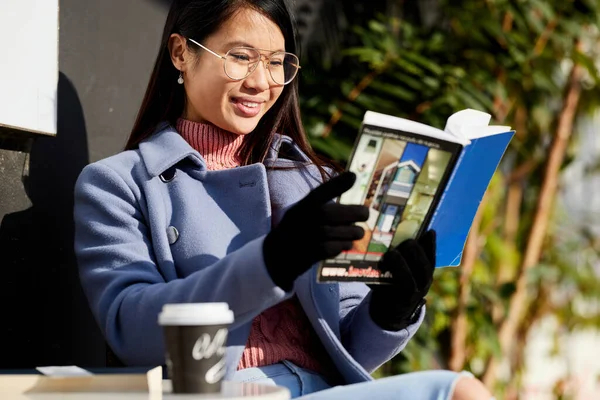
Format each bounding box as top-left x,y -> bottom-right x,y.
187,38 -> 300,85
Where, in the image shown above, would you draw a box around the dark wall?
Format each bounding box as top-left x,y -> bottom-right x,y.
60,0 -> 169,162
0,0 -> 169,368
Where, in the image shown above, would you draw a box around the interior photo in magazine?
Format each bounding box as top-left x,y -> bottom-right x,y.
340,132 -> 454,261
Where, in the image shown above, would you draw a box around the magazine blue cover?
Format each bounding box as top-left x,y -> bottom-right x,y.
317,109 -> 514,284
428,130 -> 515,267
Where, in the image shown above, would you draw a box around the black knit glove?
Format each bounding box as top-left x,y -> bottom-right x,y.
368,230 -> 436,331
263,172 -> 369,291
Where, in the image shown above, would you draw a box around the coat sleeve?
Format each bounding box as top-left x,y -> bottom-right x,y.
337,282 -> 425,373
74,162 -> 289,367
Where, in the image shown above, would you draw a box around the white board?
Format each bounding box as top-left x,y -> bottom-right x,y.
0,0 -> 59,136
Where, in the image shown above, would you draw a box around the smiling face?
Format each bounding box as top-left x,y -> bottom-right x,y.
169,8 -> 286,135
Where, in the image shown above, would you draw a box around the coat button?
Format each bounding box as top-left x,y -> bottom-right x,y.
159,167 -> 177,183
166,226 -> 179,245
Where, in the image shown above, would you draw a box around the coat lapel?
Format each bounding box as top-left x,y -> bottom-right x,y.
295,268 -> 340,338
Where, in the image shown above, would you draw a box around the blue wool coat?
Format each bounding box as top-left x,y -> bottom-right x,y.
73,123 -> 424,384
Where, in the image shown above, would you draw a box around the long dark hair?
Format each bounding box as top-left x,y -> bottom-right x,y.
127,0 -> 337,176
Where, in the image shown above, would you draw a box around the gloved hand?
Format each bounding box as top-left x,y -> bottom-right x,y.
368,230 -> 436,331
263,172 -> 369,291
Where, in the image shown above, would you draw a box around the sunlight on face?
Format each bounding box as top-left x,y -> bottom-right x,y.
182,8 -> 286,135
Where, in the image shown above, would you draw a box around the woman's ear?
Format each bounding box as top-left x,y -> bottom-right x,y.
168,33 -> 188,72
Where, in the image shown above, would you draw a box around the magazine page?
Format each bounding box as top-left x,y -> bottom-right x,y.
365,111 -> 470,145
318,123 -> 463,284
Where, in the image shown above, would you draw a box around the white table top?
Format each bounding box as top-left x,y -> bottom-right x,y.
1,380 -> 291,400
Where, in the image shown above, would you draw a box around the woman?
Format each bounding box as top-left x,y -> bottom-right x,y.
74,0 -> 494,399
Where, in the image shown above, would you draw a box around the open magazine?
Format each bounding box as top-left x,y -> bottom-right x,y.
317,109 -> 515,284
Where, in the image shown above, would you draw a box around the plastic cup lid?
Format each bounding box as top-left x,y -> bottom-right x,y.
158,302 -> 234,326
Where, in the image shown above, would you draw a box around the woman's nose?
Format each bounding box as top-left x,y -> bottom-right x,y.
243,60 -> 271,91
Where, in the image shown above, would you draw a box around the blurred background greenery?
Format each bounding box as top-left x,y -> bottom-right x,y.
298,1 -> 600,398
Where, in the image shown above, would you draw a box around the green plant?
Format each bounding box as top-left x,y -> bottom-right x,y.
299,1 -> 600,397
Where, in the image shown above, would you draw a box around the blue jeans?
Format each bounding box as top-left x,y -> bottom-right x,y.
230,361 -> 470,400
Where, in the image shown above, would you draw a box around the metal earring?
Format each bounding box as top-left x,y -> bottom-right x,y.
177,71 -> 184,85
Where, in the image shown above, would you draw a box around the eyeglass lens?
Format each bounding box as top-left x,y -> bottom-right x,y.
224,47 -> 299,85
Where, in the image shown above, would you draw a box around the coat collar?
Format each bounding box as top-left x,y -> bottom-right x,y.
139,122 -> 205,177
265,134 -> 311,165
139,122 -> 310,177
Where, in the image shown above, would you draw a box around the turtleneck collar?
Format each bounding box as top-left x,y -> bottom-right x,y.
176,118 -> 245,171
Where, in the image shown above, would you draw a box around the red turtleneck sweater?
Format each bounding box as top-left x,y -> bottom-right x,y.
176,118 -> 329,373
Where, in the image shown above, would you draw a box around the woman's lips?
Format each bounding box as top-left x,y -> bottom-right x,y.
231,97 -> 263,117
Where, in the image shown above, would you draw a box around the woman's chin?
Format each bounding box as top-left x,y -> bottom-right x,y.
227,119 -> 260,135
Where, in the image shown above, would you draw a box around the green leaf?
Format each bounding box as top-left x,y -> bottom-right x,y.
401,51 -> 444,76
394,58 -> 425,76
368,20 -> 387,34
390,71 -> 426,91
368,80 -> 416,102
573,49 -> 600,85
342,48 -> 385,66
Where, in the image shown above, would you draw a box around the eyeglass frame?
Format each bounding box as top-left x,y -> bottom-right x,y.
185,37 -> 301,85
